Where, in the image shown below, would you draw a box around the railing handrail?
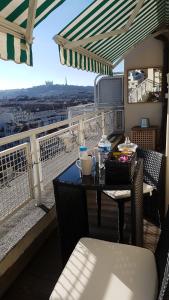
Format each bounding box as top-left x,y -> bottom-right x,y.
0,111 -> 99,147
138,78 -> 160,88
0,142 -> 30,157
83,115 -> 101,123
0,108 -> 124,224
38,124 -> 78,143
131,78 -> 161,95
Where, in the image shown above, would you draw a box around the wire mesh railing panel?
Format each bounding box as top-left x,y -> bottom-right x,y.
105,110 -> 124,135
0,109 -> 117,223
39,125 -> 80,186
115,110 -> 124,132
104,111 -> 115,136
0,144 -> 33,222
68,104 -> 96,118
83,115 -> 102,149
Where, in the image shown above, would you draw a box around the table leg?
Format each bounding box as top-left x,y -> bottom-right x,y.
54,183 -> 89,265
97,190 -> 101,227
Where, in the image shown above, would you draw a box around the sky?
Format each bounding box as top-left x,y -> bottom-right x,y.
0,0 -> 124,90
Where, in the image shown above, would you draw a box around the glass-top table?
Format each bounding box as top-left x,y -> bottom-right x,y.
53,159 -> 143,262
56,161 -> 133,190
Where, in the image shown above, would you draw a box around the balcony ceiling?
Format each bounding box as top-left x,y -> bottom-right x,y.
0,0 -> 65,65
55,0 -> 169,75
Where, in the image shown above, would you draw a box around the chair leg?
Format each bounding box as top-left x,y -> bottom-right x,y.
117,200 -> 125,243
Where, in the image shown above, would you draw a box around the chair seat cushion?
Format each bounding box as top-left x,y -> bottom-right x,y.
50,238 -> 158,300
104,182 -> 154,199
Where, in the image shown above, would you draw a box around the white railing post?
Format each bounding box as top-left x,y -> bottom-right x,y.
25,143 -> 34,200
30,134 -> 43,205
101,111 -> 105,135
79,118 -> 85,145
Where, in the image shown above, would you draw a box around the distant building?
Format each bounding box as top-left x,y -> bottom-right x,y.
45,81 -> 53,86
0,107 -> 67,137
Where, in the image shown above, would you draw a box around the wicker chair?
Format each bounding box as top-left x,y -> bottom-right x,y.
155,207 -> 169,299
103,158 -> 152,242
103,149 -> 165,242
136,148 -> 165,226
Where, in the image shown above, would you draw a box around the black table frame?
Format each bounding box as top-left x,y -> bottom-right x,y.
53,159 -> 143,264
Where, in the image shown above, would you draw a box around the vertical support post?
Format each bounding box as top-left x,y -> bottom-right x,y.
67,108 -> 73,128
25,143 -> 34,200
101,111 -> 105,135
30,134 -> 43,205
94,74 -> 102,107
79,118 -> 85,145
165,74 -> 169,212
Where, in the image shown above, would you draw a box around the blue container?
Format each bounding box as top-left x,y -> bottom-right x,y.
140,118 -> 150,128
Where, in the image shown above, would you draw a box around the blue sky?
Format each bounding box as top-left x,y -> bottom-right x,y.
0,0 -> 123,90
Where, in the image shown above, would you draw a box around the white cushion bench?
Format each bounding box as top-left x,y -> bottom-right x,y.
49,237 -> 158,300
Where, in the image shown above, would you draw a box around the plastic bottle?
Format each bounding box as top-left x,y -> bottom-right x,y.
79,146 -> 88,159
98,135 -> 112,168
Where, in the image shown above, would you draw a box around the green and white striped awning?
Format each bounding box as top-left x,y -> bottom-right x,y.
54,0 -> 168,75
0,0 -> 65,65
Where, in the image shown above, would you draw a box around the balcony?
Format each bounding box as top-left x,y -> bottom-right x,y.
0,108 -> 127,296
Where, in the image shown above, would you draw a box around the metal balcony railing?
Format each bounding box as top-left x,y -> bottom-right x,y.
0,109 -> 124,224
129,78 -> 161,103
67,103 -> 97,119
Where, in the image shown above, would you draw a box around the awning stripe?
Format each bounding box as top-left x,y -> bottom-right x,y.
14,37 -> 21,63
59,46 -> 112,75
108,10 -> 164,62
60,0 -> 107,37
109,15 -> 163,61
87,0 -> 159,53
0,0 -> 64,26
0,1 -> 12,11
34,0 -> 65,27
0,0 -> 65,65
68,0 -> 135,42
0,30 -> 32,65
87,0 -> 163,54
60,0 -> 136,43
86,4 -> 136,54
7,34 -> 14,60
0,1 -> 23,13
0,33 -> 7,60
64,0 -> 132,41
111,13 -> 163,63
56,0 -> 167,75
6,1 -> 29,24
96,0 -> 163,60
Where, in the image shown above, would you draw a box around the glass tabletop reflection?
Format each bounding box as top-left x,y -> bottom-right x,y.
56,161 -> 132,190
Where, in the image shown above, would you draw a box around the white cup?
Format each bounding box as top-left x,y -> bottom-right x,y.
76,156 -> 93,175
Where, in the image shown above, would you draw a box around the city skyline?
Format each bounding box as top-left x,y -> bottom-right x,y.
0,0 -> 123,91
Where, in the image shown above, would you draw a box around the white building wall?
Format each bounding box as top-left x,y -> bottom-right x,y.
124,36 -> 163,133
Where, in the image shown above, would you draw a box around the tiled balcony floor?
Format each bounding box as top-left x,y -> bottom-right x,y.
2,191 -> 160,300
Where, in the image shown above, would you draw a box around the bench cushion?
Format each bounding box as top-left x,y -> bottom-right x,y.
104,182 -> 154,200
50,238 -> 158,300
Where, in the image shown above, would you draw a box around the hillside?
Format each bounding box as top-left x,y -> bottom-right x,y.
0,84 -> 94,100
